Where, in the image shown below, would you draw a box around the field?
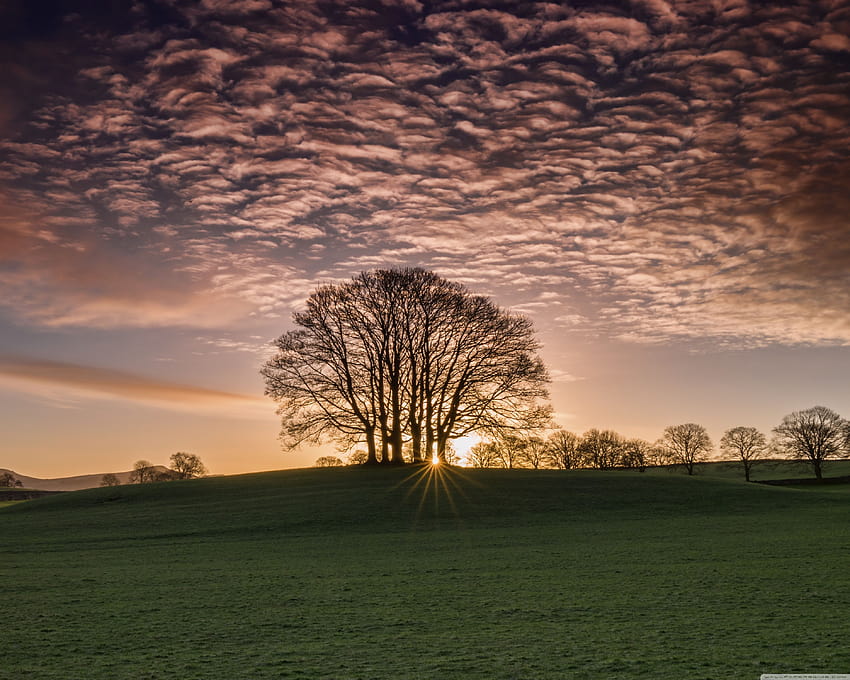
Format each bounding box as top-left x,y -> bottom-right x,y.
3,464 -> 850,679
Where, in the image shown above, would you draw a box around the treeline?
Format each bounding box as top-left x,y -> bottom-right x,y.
100,452 -> 207,487
469,406 -> 850,481
316,405 -> 850,482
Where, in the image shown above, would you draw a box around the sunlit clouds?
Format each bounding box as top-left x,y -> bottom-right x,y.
0,355 -> 267,417
1,0 -> 848,345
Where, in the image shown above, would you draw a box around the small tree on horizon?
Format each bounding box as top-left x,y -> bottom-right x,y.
658,423 -> 712,475
0,472 -> 23,487
315,456 -> 345,467
170,452 -> 207,480
100,473 -> 121,487
772,406 -> 847,480
720,426 -> 767,482
129,460 -> 157,484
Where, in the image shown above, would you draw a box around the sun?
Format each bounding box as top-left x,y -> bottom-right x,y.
431,453 -> 440,465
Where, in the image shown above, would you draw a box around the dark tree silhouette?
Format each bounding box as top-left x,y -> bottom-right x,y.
720,426 -> 767,482
545,430 -> 582,469
315,456 -> 344,467
100,473 -> 121,487
262,268 -> 550,464
658,423 -> 712,475
620,438 -> 654,472
579,429 -> 624,470
0,472 -> 23,487
129,460 -> 157,484
170,452 -> 207,479
773,406 -> 847,480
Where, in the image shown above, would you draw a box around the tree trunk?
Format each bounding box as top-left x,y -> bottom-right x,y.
365,429 -> 378,465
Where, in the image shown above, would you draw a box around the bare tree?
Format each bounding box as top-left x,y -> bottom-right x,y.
720,426 -> 767,482
129,460 -> 157,484
0,472 -> 23,487
620,438 -> 654,472
170,452 -> 207,480
658,423 -> 712,475
100,473 -> 121,487
262,269 -> 550,465
518,436 -> 548,469
315,456 -> 345,467
347,450 -> 369,465
545,430 -> 583,470
491,434 -> 528,469
579,429 -> 624,470
773,406 -> 848,480
468,441 -> 503,468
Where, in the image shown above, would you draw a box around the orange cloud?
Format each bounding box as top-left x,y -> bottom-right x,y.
0,355 -> 268,417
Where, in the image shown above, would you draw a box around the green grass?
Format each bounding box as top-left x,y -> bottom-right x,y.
2,465 -> 850,679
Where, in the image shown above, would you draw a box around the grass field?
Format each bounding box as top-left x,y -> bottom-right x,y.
2,464 -> 850,679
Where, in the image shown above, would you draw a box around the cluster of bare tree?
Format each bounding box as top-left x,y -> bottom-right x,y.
469,429 -> 673,472
101,452 -> 207,487
0,472 -> 23,488
264,269 -> 550,465
465,406 -> 850,481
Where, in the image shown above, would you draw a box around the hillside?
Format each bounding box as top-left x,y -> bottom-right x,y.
0,466 -> 169,491
3,466 -> 850,679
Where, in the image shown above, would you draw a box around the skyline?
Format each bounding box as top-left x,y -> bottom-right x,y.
2,0 -> 849,477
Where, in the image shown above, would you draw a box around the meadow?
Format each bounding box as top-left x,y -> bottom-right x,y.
2,464 -> 850,679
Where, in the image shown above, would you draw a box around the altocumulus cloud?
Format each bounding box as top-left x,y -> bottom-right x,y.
0,0 -> 849,346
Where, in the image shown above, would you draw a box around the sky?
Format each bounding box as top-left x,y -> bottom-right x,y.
1,0 -> 849,478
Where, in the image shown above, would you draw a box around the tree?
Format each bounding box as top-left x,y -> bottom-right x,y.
545,430 -> 582,469
262,268 -> 550,465
773,406 -> 848,480
468,441 -> 503,468
720,426 -> 767,482
315,455 -> 344,467
518,436 -> 548,469
100,473 -> 121,487
0,472 -> 22,487
658,423 -> 712,475
130,460 -> 157,484
620,438 -> 654,472
347,450 -> 369,465
169,452 -> 207,480
579,429 -> 624,470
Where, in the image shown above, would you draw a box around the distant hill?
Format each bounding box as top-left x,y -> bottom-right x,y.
0,466 -> 170,491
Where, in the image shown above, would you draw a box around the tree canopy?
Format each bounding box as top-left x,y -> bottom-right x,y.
262,268 -> 551,464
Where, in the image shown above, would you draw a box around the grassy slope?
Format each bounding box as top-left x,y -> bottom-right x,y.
2,466 -> 849,679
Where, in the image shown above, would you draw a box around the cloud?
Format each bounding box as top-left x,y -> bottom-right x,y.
0,0 -> 848,348
0,355 -> 268,416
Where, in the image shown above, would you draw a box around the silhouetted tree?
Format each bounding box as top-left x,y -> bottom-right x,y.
100,473 -> 120,487
720,426 -> 767,482
658,423 -> 712,475
579,429 -> 624,470
620,438 -> 654,472
0,472 -> 22,487
518,436 -> 548,469
130,460 -> 157,484
170,452 -> 207,479
347,450 -> 369,465
315,456 -> 344,467
262,268 -> 550,465
468,441 -> 503,468
773,406 -> 847,480
545,430 -> 582,469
